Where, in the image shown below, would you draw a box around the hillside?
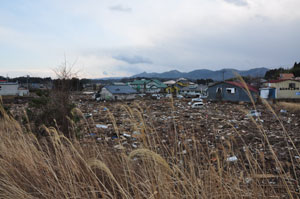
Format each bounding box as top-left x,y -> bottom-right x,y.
132,67 -> 268,80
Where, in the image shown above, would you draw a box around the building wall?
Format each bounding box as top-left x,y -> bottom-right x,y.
0,84 -> 19,96
19,89 -> 29,96
207,83 -> 257,102
100,88 -> 114,100
100,88 -> 136,100
260,88 -> 276,99
268,80 -> 300,99
114,94 -> 136,100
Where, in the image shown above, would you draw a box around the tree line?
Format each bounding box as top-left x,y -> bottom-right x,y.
264,62 -> 300,80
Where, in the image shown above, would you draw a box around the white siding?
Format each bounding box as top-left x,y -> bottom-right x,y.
260,89 -> 269,99
0,84 -> 19,96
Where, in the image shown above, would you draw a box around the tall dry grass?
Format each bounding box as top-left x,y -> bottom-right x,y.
0,96 -> 299,198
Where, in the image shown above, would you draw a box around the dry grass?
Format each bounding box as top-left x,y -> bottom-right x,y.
0,97 -> 299,198
278,102 -> 300,112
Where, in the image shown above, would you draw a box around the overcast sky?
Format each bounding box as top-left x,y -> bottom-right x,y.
0,0 -> 300,78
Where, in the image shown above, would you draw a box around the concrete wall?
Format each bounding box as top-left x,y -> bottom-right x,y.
207,83 -> 257,102
0,84 -> 19,96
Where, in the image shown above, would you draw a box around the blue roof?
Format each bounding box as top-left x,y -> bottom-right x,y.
104,85 -> 137,94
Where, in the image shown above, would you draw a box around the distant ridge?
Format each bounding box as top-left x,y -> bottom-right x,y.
131,68 -> 269,81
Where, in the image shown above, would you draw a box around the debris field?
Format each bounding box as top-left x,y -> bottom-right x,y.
73,94 -> 300,177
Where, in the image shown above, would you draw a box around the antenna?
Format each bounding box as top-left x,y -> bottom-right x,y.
27,75 -> 30,89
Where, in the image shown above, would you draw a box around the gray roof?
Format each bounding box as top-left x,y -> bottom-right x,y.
0,82 -> 18,85
104,85 -> 137,94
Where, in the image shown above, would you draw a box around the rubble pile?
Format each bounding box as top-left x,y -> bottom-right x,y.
73,96 -> 300,169
6,94 -> 300,191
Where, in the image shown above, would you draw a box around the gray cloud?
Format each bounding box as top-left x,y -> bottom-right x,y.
224,0 -> 248,6
114,55 -> 153,64
115,65 -> 145,74
109,5 -> 132,12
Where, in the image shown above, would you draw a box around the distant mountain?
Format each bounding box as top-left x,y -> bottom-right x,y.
131,67 -> 269,81
93,77 -> 124,80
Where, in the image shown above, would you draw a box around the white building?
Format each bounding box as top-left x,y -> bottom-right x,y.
0,82 -> 29,96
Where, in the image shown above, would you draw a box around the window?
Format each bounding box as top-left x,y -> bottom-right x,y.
289,83 -> 296,89
0,86 -> 1,90
216,87 -> 222,93
226,88 -> 235,94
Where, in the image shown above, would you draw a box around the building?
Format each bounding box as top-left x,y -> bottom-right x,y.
0,82 -> 29,96
129,79 -> 166,93
0,82 -> 19,96
207,81 -> 258,102
18,87 -> 30,96
163,80 -> 176,87
262,79 -> 300,100
180,84 -> 208,97
259,87 -> 276,100
279,73 -> 294,80
100,85 -> 137,100
176,78 -> 189,87
165,84 -> 184,94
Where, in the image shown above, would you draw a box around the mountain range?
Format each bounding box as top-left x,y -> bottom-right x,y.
131,67 -> 269,81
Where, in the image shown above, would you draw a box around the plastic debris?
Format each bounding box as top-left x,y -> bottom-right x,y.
114,145 -> 125,150
227,156 -> 238,162
247,110 -> 261,117
123,133 -> 131,138
96,124 -> 108,129
84,113 -> 92,118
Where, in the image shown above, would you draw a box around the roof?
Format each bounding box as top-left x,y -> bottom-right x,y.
266,79 -> 300,83
225,81 -> 258,93
150,79 -> 167,88
209,81 -> 258,93
163,80 -> 176,85
174,84 -> 184,89
0,82 -> 18,85
131,79 -> 150,85
280,73 -> 294,80
131,79 -> 166,88
104,85 -> 137,94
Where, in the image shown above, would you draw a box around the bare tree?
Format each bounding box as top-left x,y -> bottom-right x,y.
51,57 -> 79,137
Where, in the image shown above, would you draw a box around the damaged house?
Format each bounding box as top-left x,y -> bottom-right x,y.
207,81 -> 258,103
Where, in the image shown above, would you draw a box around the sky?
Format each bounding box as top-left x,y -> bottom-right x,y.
0,0 -> 300,78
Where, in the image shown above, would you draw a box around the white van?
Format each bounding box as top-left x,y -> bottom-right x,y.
191,102 -> 204,108
191,98 -> 203,102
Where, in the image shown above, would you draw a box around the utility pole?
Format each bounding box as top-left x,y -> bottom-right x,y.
222,70 -> 225,82
27,75 -> 30,89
